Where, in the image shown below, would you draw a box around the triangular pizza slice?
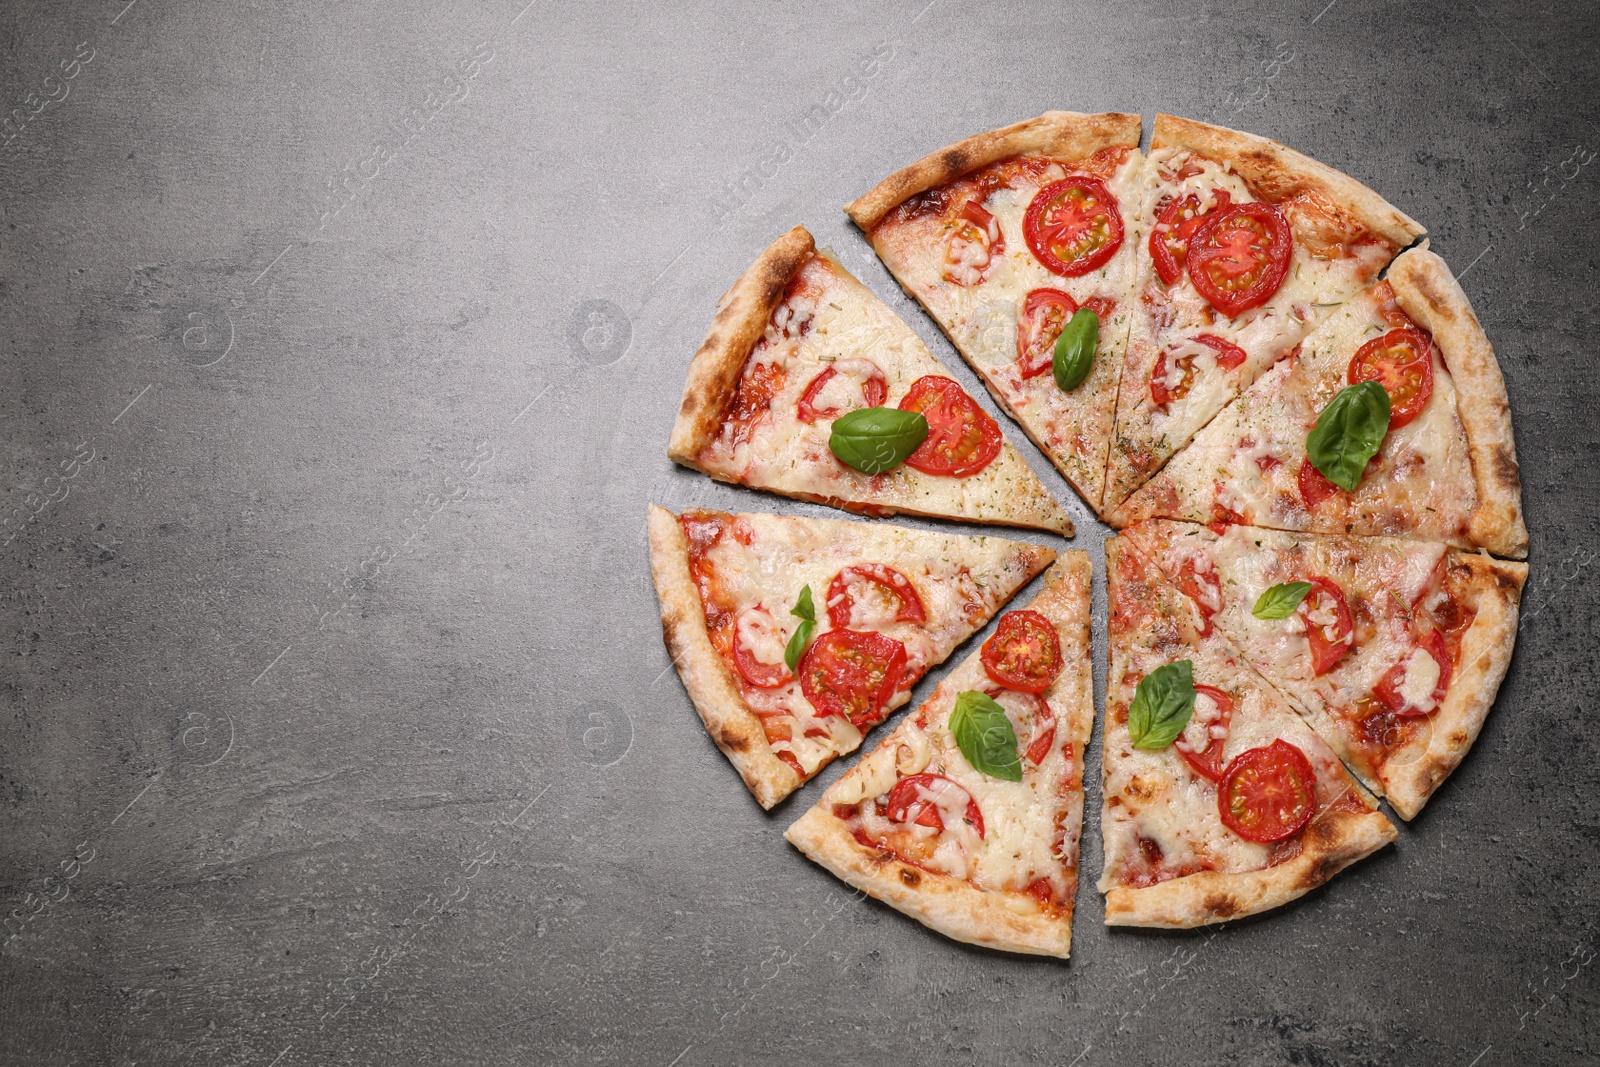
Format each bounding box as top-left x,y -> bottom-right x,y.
668,226 -> 1072,535
1103,114 -> 1425,512
1100,534 -> 1395,928
1112,245 -> 1528,558
844,111 -> 1146,512
786,554 -> 1092,956
1119,519 -> 1527,820
648,505 -> 1055,808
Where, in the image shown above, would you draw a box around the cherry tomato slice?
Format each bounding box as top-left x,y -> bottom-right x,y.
985,686 -> 1056,765
980,610 -> 1064,694
1348,328 -> 1435,429
1218,739 -> 1317,843
825,564 -> 927,630
898,376 -> 1002,478
1297,458 -> 1340,509
886,773 -> 985,838
1082,295 -> 1117,320
1175,684 -> 1235,782
944,200 -> 1004,286
731,606 -> 792,688
1023,176 -> 1124,277
799,630 -> 908,729
1299,577 -> 1355,676
1175,558 -> 1222,638
1187,201 -> 1293,317
1372,629 -> 1452,717
1149,189 -> 1231,286
1149,334 -> 1249,409
796,362 -> 888,424
1016,288 -> 1078,379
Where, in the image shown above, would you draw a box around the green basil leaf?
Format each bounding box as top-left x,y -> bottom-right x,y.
1253,581 -> 1312,619
828,407 -> 929,474
1306,381 -> 1390,491
949,691 -> 1022,782
1128,660 -> 1196,751
1053,308 -> 1099,392
783,585 -> 816,672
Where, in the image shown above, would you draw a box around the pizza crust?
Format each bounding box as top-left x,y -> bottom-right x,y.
843,110 -> 1142,230
646,504 -> 800,808
667,225 -> 815,467
1103,802 -> 1396,928
1387,244 -> 1529,560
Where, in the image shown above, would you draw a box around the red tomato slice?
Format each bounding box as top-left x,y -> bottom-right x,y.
1016,288 -> 1078,379
796,363 -> 887,424
1174,684 -> 1235,782
1218,739 -> 1317,843
731,606 -> 792,688
1149,334 -> 1249,409
1175,558 -> 1222,638
1372,629 -> 1452,717
898,376 -> 1002,478
1082,295 -> 1118,320
825,564 -> 927,630
980,610 -> 1064,694
1348,327 -> 1435,429
1023,176 -> 1124,277
985,686 -> 1055,765
886,773 -> 985,838
1149,189 -> 1231,285
1297,459 -> 1340,509
1299,577 -> 1355,676
799,630 -> 908,729
944,200 -> 1004,286
1187,201 -> 1293,317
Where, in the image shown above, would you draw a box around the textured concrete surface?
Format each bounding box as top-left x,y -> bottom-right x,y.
0,1 -> 1596,1064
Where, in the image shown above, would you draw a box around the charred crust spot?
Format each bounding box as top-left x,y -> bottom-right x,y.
1203,894 -> 1241,919
899,867 -> 922,888
1297,856 -> 1340,891
716,727 -> 749,753
1492,445 -> 1522,488
1447,729 -> 1469,749
1493,568 -> 1521,593
940,148 -> 971,180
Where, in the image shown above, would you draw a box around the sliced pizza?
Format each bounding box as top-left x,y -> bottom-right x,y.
785,554 -> 1091,955
648,505 -> 1055,808
1100,534 -> 1395,928
1113,244 -> 1528,558
844,111 -> 1146,511
1103,114 -> 1426,513
1120,519 -> 1527,820
668,226 -> 1072,535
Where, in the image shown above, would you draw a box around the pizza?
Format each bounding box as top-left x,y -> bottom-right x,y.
1101,535 -> 1397,927
647,505 -> 1055,807
845,111 -> 1146,512
786,554 -> 1092,955
667,225 -> 1073,535
1119,519 -> 1527,819
1112,245 -> 1529,558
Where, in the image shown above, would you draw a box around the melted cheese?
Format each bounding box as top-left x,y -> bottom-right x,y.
1398,648 -> 1441,712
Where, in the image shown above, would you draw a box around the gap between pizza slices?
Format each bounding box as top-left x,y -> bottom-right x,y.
786,553 -> 1092,956
667,225 -> 1073,535
648,504 -> 1055,808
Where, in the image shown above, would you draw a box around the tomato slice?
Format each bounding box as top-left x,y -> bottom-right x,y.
1175,558 -> 1222,638
1016,288 -> 1078,379
1023,176 -> 1124,277
986,686 -> 1055,765
731,606 -> 792,689
1218,739 -> 1317,843
1149,189 -> 1231,286
1149,334 -> 1249,409
1348,327 -> 1435,429
1187,201 -> 1293,317
1298,577 -> 1355,676
944,199 -> 1004,286
798,630 -> 907,729
1297,459 -> 1340,509
898,376 -> 1002,478
825,564 -> 926,630
886,773 -> 985,838
1372,629 -> 1452,717
796,362 -> 887,424
1174,684 -> 1235,782
980,610 -> 1063,694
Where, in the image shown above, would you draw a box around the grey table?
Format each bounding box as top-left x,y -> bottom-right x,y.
1,1 -> 1596,1064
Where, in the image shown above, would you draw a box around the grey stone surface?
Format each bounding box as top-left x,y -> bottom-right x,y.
0,0 -> 1596,1063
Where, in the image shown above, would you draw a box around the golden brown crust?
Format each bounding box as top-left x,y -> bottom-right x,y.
1152,114 -> 1424,250
1103,804 -> 1396,928
667,226 -> 815,467
646,505 -> 799,808
1387,244 -> 1528,559
1382,553 -> 1527,820
844,111 -> 1142,230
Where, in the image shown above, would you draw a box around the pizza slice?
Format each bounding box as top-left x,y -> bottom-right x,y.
844,111 -> 1146,512
785,554 -> 1091,956
648,505 -> 1055,808
1112,245 -> 1528,558
1103,114 -> 1426,513
1100,534 -> 1395,928
668,226 -> 1072,535
1120,519 -> 1527,820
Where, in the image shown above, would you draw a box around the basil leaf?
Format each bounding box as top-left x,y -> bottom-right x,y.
1053,308 -> 1098,392
783,585 -> 816,672
1128,660 -> 1196,751
828,407 -> 929,474
1306,381 -> 1390,491
1253,581 -> 1312,619
949,691 -> 1022,782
